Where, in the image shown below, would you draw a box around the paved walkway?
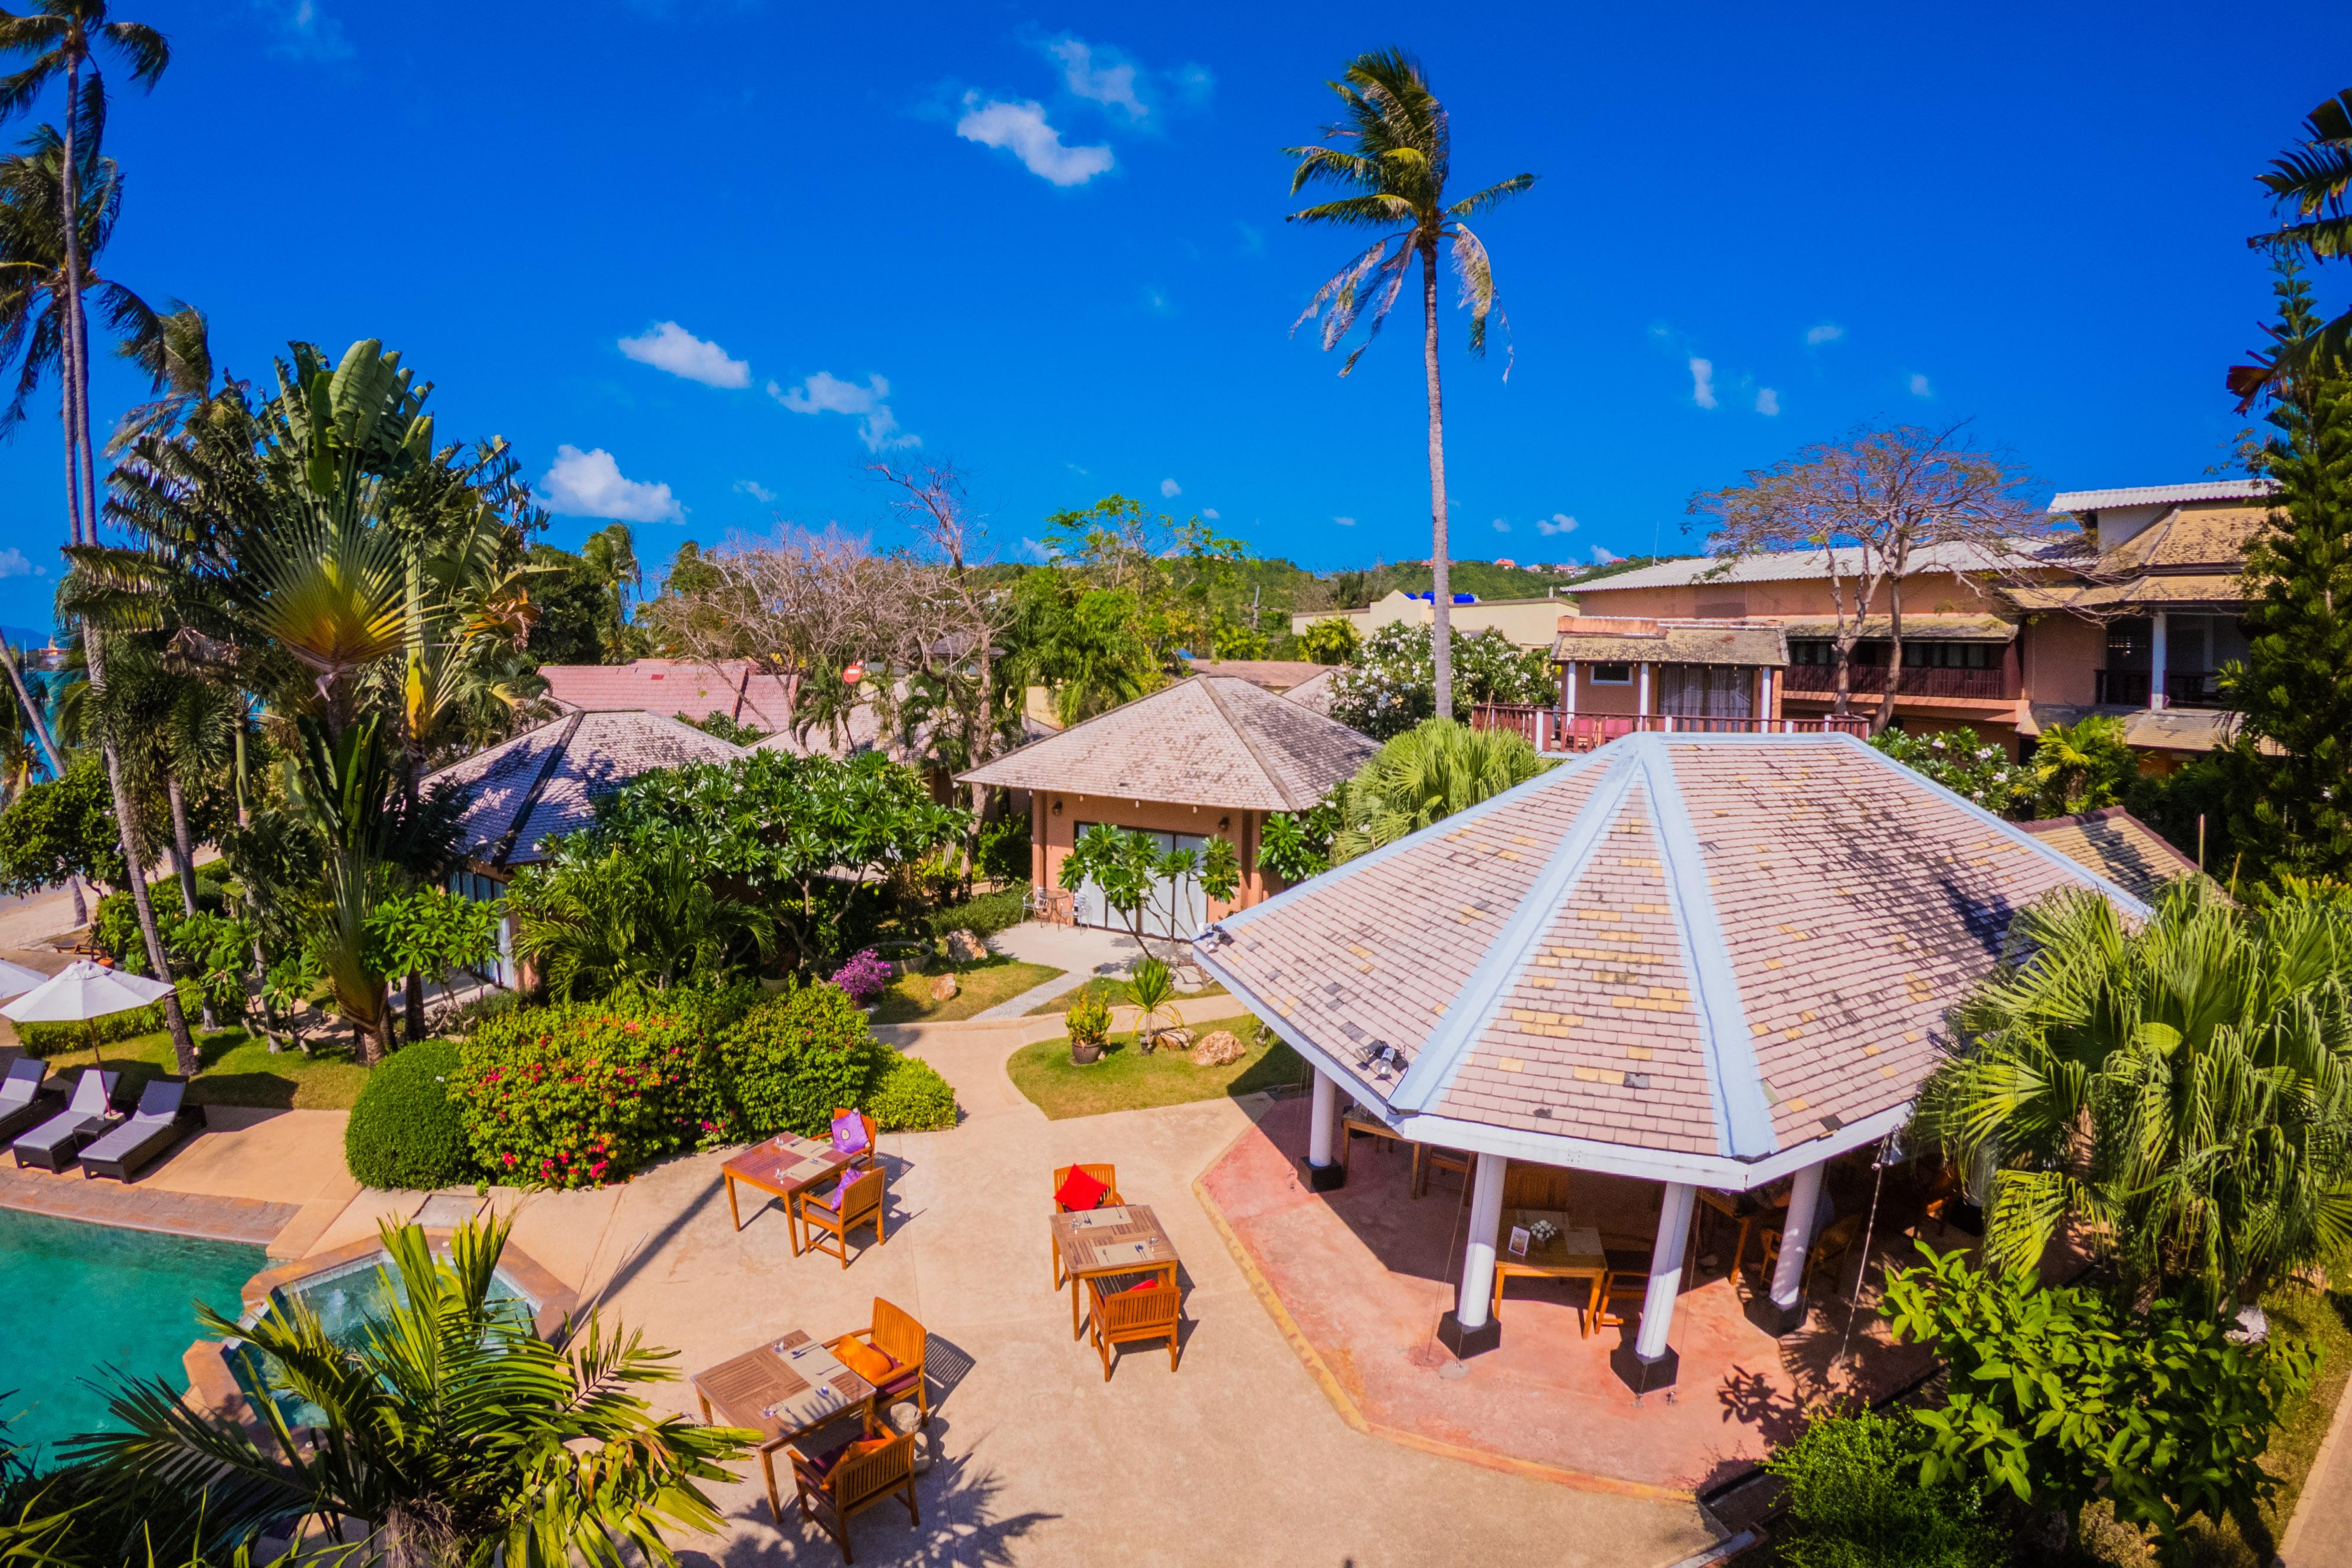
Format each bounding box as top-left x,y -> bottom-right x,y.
2281,1367 -> 2352,1566
289,1022 -> 1724,1567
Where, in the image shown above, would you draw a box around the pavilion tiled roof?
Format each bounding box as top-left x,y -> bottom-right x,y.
1549,619 -> 1788,667
429,710 -> 748,870
539,660 -> 796,729
2017,807 -> 2206,904
957,675 -> 1379,811
1193,734 -> 2145,1185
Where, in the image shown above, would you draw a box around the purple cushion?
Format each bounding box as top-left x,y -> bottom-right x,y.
830,1112 -> 869,1157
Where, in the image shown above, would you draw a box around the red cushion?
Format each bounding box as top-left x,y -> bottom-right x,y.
1124,1276 -> 1159,1293
1054,1167 -> 1108,1212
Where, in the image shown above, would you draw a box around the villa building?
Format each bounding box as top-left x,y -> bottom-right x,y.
1290,587 -> 1577,650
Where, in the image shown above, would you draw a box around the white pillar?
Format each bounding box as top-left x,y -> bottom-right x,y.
1770,1160 -> 1827,1316
495,914 -> 516,989
1307,1070 -> 1338,1168
1455,1152 -> 1509,1331
2148,612 -> 2169,711
1562,661 -> 1578,719
1634,1182 -> 1697,1361
1637,663 -> 1651,723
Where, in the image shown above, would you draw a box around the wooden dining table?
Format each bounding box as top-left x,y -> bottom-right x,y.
1490,1208 -> 1610,1334
691,1328 -> 879,1524
722,1132 -> 862,1250
1048,1203 -> 1179,1338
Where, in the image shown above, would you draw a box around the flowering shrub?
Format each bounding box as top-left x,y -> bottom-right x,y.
453,987 -> 753,1189
1331,621 -> 1558,740
719,982 -> 887,1140
866,1052 -> 958,1131
828,948 -> 895,1004
1870,728 -> 2032,815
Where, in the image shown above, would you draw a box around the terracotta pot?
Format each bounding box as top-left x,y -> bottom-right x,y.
1069,1037 -> 1104,1065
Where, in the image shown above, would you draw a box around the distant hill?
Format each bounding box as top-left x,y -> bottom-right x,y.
1,624 -> 51,652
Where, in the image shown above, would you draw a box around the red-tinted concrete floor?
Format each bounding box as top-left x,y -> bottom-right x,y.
1200,1095 -> 1939,1494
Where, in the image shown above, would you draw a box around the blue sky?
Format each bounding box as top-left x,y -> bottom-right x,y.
2,0 -> 2348,634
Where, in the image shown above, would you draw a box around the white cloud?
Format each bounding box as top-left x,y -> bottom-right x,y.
1333,516 -> 1357,528
1049,37 -> 1147,120
1019,537 -> 1052,562
1160,477 -> 1181,498
0,546 -> 33,578
956,94 -> 1114,186
260,0 -> 352,63
734,479 -> 777,503
1591,545 -> 1624,565
1538,513 -> 1578,536
768,371 -> 920,451
1755,387 -> 1781,416
1201,508 -> 1219,519
1492,518 -> 1511,533
618,322 -> 750,389
1805,323 -> 1843,346
1908,372 -> 1934,398
539,446 -> 683,523
1689,357 -> 1718,410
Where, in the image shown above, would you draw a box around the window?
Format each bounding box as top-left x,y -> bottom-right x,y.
1900,641 -> 1993,669
1790,641 -> 1833,666
1590,662 -> 1633,685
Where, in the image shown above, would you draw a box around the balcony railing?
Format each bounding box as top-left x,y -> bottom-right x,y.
1782,662 -> 2010,700
1471,705 -> 1870,755
2093,669 -> 2224,709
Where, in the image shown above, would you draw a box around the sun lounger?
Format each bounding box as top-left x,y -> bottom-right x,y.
11,1068 -> 122,1171
0,1059 -> 53,1143
78,1078 -> 201,1182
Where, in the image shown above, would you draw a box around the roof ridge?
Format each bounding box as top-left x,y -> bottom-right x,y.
1195,675 -> 1302,810
486,711 -> 585,870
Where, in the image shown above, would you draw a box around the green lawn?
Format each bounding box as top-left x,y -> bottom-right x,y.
868,955 -> 1062,1024
1006,1026 -> 1303,1120
24,1025 -> 371,1110
1023,974 -> 1229,1016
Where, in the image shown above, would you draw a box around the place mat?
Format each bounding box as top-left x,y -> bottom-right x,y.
1053,1203 -> 1176,1275
767,1336 -> 873,1423
1085,1238 -> 1162,1268
1500,1209 -> 1607,1267
1064,1204 -> 1132,1230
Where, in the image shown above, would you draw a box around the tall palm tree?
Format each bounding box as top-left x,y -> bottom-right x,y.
580,521 -> 642,661
73,1215 -> 750,1565
1284,49 -> 1535,720
2231,88 -> 2352,407
1329,715 -> 1552,862
1921,878 -> 2352,1314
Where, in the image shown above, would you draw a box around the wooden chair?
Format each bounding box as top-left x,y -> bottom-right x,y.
1595,1270 -> 1649,1331
1051,1163 -> 1122,1288
794,1167 -> 887,1268
829,1107 -> 881,1176
1084,1272 -> 1181,1379
787,1412 -> 918,1564
1414,1145 -> 1474,1200
1760,1213 -> 1863,1297
827,1297 -> 930,1429
1336,1105 -> 1402,1174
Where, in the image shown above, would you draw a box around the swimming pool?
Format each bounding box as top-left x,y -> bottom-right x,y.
0,1208 -> 260,1462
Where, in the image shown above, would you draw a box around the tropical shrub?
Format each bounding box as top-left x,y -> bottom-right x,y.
453,987 -> 755,1187
1882,1243 -> 2315,1541
828,948 -> 894,1003
926,881 -> 1031,940
1296,614 -> 1360,665
1869,727 -> 2031,815
1330,621 -> 1556,740
2028,714 -> 2140,819
1763,1407 -> 2004,1568
1065,988 -> 1111,1045
866,1052 -> 958,1131
974,813 -> 1031,885
719,982 -> 886,1140
1258,796 -> 1341,885
345,1039 -> 471,1189
506,842 -> 776,999
1330,718 -> 1552,862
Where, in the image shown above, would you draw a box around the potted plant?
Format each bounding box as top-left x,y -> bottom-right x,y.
1127,957 -> 1176,1055
1065,988 -> 1111,1066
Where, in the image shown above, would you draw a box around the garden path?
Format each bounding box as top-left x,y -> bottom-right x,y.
2282,1376 -> 2352,1566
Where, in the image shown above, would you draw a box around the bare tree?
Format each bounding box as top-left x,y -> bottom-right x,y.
1689,423 -> 2057,734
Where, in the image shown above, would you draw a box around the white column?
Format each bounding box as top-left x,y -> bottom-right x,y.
1455,1152 -> 1509,1331
1307,1070 -> 1339,1168
1770,1160 -> 1827,1315
1562,661 -> 1578,719
495,914 -> 516,989
2148,612 -> 2169,711
1637,663 -> 1652,724
1634,1182 -> 1697,1361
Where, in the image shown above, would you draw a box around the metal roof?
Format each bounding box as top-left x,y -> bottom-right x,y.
2046,480 -> 2276,515
1570,541 -> 2031,593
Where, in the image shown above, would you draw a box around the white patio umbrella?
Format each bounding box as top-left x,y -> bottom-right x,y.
1,959 -> 176,1068
0,957 -> 47,1000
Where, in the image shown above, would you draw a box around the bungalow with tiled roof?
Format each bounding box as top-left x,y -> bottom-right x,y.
1190,731 -> 2144,1389
539,658 -> 797,731
959,675 -> 1379,936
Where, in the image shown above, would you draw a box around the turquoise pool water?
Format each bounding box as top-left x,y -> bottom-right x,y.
0,1208 -> 260,1462
228,1253 -> 538,1428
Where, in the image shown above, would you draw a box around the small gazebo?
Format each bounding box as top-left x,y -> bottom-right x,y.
1190,732 -> 2144,1390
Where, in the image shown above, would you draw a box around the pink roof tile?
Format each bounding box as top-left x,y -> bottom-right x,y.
539,660 -> 796,729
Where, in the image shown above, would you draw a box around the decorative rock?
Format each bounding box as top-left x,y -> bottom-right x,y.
1190,1029 -> 1245,1068
944,929 -> 989,964
1156,1027 -> 1195,1053
930,974 -> 960,1002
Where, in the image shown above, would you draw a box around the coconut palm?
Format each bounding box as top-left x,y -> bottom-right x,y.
1329,716 -> 1551,863
2231,87 -> 2352,406
1921,878 -> 2352,1312
1284,49 -> 1535,721
71,1215 -> 751,1566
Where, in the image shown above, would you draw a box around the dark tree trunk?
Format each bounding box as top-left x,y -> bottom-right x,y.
1872,572 -> 1909,737
405,970 -> 426,1043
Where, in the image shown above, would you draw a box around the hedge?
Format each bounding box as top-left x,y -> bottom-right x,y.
867,1053 -> 957,1131
345,1039 -> 471,1190
925,882 -> 1030,941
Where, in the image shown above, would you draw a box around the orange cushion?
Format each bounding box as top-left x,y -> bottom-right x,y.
838,1338 -> 895,1384
803,1433 -> 892,1479
1055,1166 -> 1108,1212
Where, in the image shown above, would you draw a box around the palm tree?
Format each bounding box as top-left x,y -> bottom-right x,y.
1921,879 -> 2352,1314
72,1215 -> 751,1565
1284,49 -> 1535,720
580,521 -> 642,661
506,842 -> 776,999
2231,88 -> 2352,406
1329,715 -> 1551,863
